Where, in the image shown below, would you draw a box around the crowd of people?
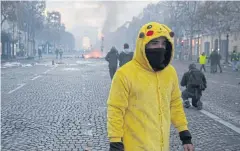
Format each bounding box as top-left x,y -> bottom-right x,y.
198,49 -> 240,74
105,43 -> 134,79
36,45 -> 64,61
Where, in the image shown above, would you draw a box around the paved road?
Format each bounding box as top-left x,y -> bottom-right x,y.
1,58 -> 240,151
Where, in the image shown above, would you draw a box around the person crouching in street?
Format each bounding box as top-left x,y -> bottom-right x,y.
105,47 -> 119,80
181,63 -> 207,110
107,22 -> 194,151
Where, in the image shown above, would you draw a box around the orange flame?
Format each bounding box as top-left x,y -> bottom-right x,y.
83,50 -> 103,59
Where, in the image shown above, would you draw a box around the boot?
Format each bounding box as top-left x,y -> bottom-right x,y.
197,101 -> 203,110
184,100 -> 191,108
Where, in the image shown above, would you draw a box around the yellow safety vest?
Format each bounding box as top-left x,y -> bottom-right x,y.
199,55 -> 207,65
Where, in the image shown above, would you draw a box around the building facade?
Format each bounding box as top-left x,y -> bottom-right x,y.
201,31 -> 240,57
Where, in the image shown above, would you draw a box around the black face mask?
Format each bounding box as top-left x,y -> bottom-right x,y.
145,48 -> 166,71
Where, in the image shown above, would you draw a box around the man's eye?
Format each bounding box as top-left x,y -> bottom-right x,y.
151,42 -> 158,45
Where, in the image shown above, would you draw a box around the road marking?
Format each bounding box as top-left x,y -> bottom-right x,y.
209,80 -> 239,88
31,75 -> 42,81
43,69 -> 51,74
209,80 -> 218,84
222,83 -> 239,88
83,130 -> 93,136
200,110 -> 240,134
236,78 -> 240,80
8,84 -> 26,94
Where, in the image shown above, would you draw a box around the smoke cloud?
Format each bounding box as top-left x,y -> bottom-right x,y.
99,1 -> 125,35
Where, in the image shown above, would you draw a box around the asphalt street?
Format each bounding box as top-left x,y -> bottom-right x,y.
1,57 -> 240,151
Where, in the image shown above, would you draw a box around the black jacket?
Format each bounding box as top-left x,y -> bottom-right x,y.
105,48 -> 119,68
118,51 -> 134,67
181,68 -> 207,92
209,51 -> 219,65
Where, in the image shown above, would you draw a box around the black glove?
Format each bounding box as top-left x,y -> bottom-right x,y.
179,130 -> 192,145
109,142 -> 124,151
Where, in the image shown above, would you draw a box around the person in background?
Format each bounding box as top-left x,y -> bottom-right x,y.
59,47 -> 63,60
38,46 -> 42,60
216,51 -> 222,73
118,43 -> 134,67
107,22 -> 194,151
105,47 -> 119,80
181,63 -> 207,110
198,52 -> 207,72
231,50 -> 239,71
209,49 -> 218,73
55,47 -> 59,59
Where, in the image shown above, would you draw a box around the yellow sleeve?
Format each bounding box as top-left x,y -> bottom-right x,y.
107,71 -> 129,142
170,68 -> 189,132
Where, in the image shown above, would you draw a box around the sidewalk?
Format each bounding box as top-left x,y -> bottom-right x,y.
174,59 -> 237,72
1,56 -> 32,64
1,55 -> 56,64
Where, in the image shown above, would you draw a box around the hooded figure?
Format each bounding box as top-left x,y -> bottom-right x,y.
59,48 -> 63,60
38,46 -> 42,59
105,47 -> 119,79
55,47 -> 59,59
216,51 -> 222,73
118,43 -> 134,67
209,50 -> 218,73
181,63 -> 207,110
107,22 -> 193,151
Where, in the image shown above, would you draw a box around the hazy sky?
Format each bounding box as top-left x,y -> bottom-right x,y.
46,0 -> 157,48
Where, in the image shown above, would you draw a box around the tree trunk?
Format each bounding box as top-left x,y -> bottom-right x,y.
197,33 -> 200,58
24,31 -> 27,57
218,32 -> 221,53
1,15 -> 6,27
12,23 -> 15,58
33,31 -> 35,56
189,25 -> 194,61
211,35 -> 214,52
225,35 -> 229,64
189,35 -> 193,61
27,24 -> 30,57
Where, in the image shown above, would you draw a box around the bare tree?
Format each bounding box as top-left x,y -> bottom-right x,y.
1,1 -> 17,27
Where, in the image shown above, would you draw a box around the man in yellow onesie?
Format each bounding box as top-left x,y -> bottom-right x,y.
107,22 -> 194,151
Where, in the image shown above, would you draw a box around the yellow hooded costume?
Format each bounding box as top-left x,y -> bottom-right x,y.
107,22 -> 189,151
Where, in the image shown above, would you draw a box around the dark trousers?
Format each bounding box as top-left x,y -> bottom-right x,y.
216,63 -> 222,73
38,54 -> 42,60
200,64 -> 206,72
182,89 -> 202,108
109,67 -> 117,80
211,64 -> 217,73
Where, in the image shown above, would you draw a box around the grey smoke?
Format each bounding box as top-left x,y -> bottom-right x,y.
100,1 -> 125,35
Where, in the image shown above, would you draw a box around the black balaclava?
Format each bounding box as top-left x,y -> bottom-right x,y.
145,40 -> 172,71
145,48 -> 166,71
